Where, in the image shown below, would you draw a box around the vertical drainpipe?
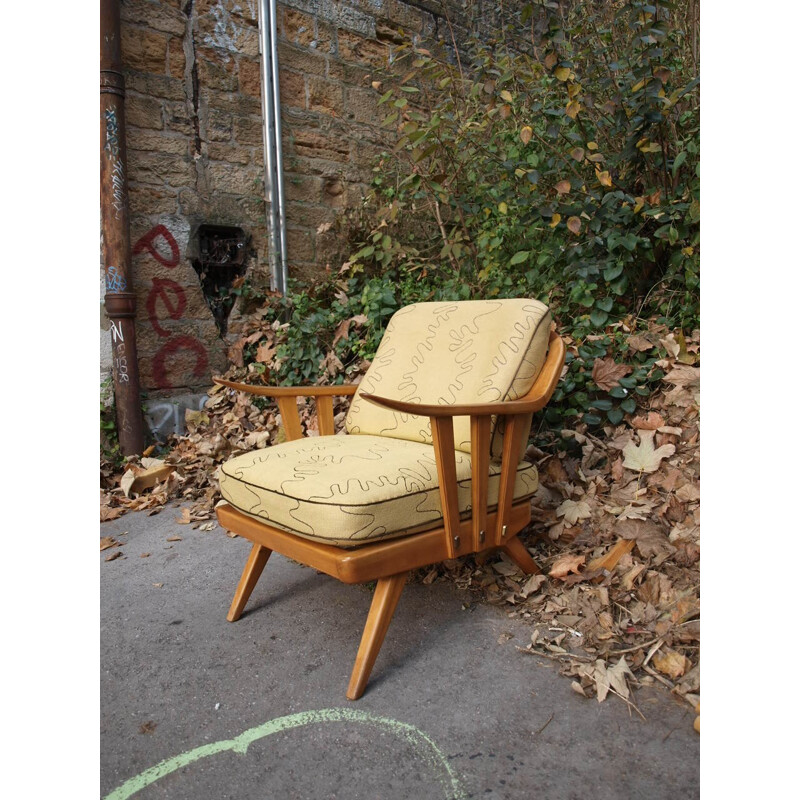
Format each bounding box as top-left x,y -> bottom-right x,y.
101,0 -> 145,455
258,0 -> 289,295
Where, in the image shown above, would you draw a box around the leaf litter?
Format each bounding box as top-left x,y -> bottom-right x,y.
100,317 -> 700,714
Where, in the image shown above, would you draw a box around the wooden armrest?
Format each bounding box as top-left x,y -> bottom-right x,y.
213,379 -> 358,440
212,378 -> 358,397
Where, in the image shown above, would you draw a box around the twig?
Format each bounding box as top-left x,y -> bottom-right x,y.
534,712 -> 555,737
608,685 -> 647,722
606,634 -> 664,656
515,645 -> 594,663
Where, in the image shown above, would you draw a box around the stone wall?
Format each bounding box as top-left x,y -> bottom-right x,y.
103,0 -> 508,398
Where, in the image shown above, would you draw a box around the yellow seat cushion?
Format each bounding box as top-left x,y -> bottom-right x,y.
345,299 -> 552,454
218,434 -> 538,547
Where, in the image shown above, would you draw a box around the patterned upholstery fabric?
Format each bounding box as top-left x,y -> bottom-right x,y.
218,435 -> 538,547
345,299 -> 551,454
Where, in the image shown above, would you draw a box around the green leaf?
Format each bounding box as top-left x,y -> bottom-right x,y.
592,398 -> 613,411
510,250 -> 530,265
590,309 -> 608,327
607,408 -> 624,425
583,413 -> 602,426
672,151 -> 687,176
597,297 -> 614,312
604,264 -> 624,281
620,396 -> 637,414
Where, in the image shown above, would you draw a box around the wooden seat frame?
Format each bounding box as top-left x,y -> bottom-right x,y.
214,330 -> 566,699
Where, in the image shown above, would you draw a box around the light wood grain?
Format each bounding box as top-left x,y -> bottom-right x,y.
227,543 -> 272,622
213,378 -> 358,397
346,572 -> 408,701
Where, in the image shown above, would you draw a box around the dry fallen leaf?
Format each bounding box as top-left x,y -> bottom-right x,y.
100,536 -> 118,551
176,508 -> 192,525
592,358 -> 632,391
631,412 -> 665,430
652,647 -> 691,679
550,554 -> 586,580
556,499 -> 591,525
622,430 -> 675,473
105,551 -> 123,562
166,535 -> 182,542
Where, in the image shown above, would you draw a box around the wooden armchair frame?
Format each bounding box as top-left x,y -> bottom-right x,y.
214,330 -> 566,699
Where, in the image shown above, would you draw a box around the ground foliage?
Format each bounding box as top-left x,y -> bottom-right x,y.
100,0 -> 699,715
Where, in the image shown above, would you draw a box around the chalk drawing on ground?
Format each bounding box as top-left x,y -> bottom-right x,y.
104,707 -> 466,800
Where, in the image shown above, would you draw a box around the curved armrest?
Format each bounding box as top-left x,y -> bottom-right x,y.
213,378 -> 358,397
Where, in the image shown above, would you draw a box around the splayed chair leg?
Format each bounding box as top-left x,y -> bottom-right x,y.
227,543 -> 272,622
347,572 -> 408,701
502,536 -> 542,575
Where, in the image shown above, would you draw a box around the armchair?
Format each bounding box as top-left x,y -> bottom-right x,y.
213,299 -> 565,699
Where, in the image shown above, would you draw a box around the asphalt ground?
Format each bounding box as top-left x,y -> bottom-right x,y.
100,505 -> 699,799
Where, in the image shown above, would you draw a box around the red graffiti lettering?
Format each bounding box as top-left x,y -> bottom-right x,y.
146,278 -> 187,337
152,336 -> 209,390
133,224 -> 180,267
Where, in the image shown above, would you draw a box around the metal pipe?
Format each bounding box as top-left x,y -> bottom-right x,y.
101,0 -> 144,455
257,0 -> 288,295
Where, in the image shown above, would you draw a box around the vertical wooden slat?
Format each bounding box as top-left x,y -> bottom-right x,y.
276,396 -> 303,441
493,414 -> 526,546
430,416 -> 462,559
470,415 -> 492,553
315,395 -> 335,436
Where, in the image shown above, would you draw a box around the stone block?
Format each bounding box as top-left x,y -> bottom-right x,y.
196,46 -> 238,91
164,100 -> 194,135
121,26 -> 169,73
168,37 -> 186,78
286,226 -> 315,261
233,114 -> 264,146
128,151 -> 195,187
285,174 -> 323,204
238,56 -> 262,97
207,108 -> 233,142
277,42 -> 327,76
126,73 -> 186,102
285,202 -> 336,230
126,94 -> 164,130
279,70 -> 307,110
307,75 -> 344,117
205,161 -> 262,195
205,90 -> 262,115
128,185 -> 180,217
282,7 -> 317,47
206,142 -> 252,164
121,0 -> 186,36
344,86 -> 380,124
337,30 -> 389,67
291,129 -> 350,162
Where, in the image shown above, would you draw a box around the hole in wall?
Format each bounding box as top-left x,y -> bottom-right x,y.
190,224 -> 249,336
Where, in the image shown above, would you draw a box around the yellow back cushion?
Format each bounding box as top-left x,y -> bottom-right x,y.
345,299 -> 552,453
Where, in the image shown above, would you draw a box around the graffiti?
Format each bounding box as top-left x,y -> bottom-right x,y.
153,336 -> 209,388
110,320 -> 125,344
146,395 -> 208,437
104,708 -> 465,800
113,341 -> 130,384
202,1 -> 256,62
104,108 -> 126,219
105,265 -> 128,294
134,224 -> 208,390
146,278 -> 187,337
133,224 -> 180,268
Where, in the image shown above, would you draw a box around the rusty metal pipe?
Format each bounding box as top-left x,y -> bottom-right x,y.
101,0 -> 144,455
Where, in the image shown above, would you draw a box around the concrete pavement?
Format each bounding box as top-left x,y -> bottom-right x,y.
100,505 -> 699,799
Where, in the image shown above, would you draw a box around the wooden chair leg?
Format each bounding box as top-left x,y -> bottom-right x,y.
347,572 -> 408,701
502,536 -> 543,575
227,544 -> 272,622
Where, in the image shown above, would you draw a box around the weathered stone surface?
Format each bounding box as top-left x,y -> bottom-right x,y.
121,26 -> 169,73
127,127 -> 189,156
279,70 -> 307,110
196,47 -> 238,91
337,30 -> 390,67
238,57 -> 262,97
285,174 -> 324,204
206,142 -> 252,164
286,227 -> 315,261
126,73 -> 186,102
126,94 -> 164,130
344,86 -> 380,123
277,42 -> 327,76
121,0 -> 187,35
233,114 -> 264,146
291,129 -> 350,162
207,108 -> 233,142
282,7 -> 318,47
205,161 -> 262,195
128,185 -> 180,216
285,202 -> 336,230
163,100 -> 194,135
307,75 -> 344,116
128,151 -> 195,187
168,36 -> 186,78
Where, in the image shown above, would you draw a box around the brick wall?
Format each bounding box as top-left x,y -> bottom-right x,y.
105,0 -> 502,396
